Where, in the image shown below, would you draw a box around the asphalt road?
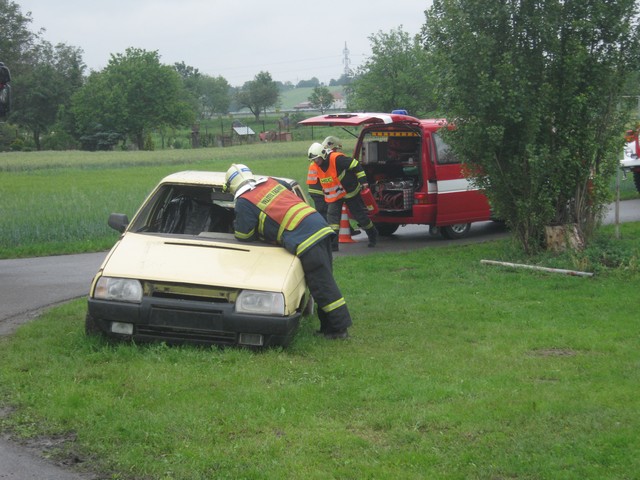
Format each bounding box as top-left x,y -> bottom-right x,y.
0,198 -> 638,479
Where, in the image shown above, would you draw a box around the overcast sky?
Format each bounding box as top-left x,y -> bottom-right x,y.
16,0 -> 433,87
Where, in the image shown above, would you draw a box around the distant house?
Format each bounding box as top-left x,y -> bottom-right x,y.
331,91 -> 346,109
294,91 -> 346,112
294,101 -> 314,111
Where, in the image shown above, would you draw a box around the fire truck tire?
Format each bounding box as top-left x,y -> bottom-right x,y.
374,223 -> 399,236
633,172 -> 640,194
441,223 -> 471,239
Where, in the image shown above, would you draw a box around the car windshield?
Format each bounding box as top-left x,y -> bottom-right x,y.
129,184 -> 236,235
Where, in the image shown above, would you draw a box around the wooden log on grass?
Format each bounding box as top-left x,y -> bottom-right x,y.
480,259 -> 594,277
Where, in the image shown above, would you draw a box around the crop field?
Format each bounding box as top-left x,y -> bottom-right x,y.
0,141 -> 352,258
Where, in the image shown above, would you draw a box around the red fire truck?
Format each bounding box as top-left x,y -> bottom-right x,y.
299,112 -> 493,239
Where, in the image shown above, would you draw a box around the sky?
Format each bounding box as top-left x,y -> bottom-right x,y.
16,0 -> 433,87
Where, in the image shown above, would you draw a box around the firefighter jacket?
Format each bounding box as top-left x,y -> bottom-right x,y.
316,151 -> 368,202
234,177 -> 334,257
306,162 -> 324,197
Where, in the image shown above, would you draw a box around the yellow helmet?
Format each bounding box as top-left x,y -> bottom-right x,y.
307,142 -> 328,161
322,136 -> 342,151
225,163 -> 254,194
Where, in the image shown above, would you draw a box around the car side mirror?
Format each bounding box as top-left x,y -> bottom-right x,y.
108,213 -> 129,233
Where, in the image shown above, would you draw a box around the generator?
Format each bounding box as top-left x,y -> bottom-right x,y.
372,179 -> 414,212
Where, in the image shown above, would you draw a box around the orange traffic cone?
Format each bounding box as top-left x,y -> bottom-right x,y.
338,203 -> 357,243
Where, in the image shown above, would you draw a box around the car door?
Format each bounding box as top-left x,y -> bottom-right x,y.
432,133 -> 491,225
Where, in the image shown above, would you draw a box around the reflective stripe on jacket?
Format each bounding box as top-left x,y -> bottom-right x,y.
315,154 -> 346,203
241,177 -> 316,242
307,163 -> 324,196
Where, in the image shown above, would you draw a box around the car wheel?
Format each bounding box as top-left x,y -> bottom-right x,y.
441,223 -> 471,239
634,171 -> 640,194
374,223 -> 399,236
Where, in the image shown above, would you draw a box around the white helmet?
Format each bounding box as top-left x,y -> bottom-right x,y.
225,163 -> 254,194
308,142 -> 328,161
322,136 -> 342,151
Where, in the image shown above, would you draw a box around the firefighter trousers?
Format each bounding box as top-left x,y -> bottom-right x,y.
327,195 -> 376,248
298,236 -> 352,333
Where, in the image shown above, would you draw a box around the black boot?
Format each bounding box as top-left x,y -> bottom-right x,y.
366,227 -> 378,247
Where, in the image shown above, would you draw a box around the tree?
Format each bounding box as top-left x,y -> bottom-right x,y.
308,86 -> 334,113
235,71 -> 279,121
197,75 -> 231,118
424,0 -> 640,253
174,62 -> 231,119
71,48 -> 194,150
296,77 -> 321,88
0,0 -> 38,68
329,74 -> 352,87
9,41 -> 85,150
347,27 -> 436,116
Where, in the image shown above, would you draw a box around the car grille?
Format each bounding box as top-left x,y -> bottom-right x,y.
138,303 -> 237,345
136,324 -> 237,344
146,281 -> 237,304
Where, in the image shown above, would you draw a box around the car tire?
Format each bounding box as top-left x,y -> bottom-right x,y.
374,223 -> 399,236
441,223 -> 471,239
634,171 -> 640,194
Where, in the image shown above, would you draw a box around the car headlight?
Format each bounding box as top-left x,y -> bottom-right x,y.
94,277 -> 143,303
235,290 -> 285,316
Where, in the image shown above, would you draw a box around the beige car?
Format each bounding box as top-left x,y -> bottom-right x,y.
86,171 -> 312,348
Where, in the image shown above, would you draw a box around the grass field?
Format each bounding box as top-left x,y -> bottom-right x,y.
0,226 -> 639,479
0,144 -> 639,479
0,140 -> 354,258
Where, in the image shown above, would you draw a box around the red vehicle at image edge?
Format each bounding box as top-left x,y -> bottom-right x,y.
299,111 -> 494,239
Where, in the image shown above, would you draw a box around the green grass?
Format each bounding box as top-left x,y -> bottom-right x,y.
1,144 -> 639,478
0,141 -> 352,258
0,227 -> 639,479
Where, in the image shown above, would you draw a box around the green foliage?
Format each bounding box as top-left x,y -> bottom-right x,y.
307,85 -> 334,113
0,143 -> 317,258
0,0 -> 35,68
1,230 -> 639,478
174,61 -> 231,119
70,48 -> 195,150
424,0 -> 640,253
235,71 -> 279,121
348,27 -> 436,116
4,19 -> 85,150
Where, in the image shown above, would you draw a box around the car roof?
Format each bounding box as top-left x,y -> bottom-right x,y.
159,171 -> 228,186
157,170 -> 297,188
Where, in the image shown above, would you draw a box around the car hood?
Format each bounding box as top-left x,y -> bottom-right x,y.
100,232 -> 303,292
297,112 -> 421,127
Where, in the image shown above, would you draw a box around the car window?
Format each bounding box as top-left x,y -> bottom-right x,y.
130,185 -> 235,235
433,133 -> 459,165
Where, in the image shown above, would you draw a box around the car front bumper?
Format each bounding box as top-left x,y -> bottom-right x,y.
87,295 -> 302,348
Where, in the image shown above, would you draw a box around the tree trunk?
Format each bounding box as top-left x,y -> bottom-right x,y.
544,224 -> 584,252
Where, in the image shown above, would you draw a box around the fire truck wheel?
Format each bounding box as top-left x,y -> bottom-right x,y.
441,223 -> 471,239
633,172 -> 640,194
374,223 -> 399,236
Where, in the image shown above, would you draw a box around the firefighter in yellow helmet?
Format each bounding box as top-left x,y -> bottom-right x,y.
308,138 -> 378,251
225,163 -> 352,339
